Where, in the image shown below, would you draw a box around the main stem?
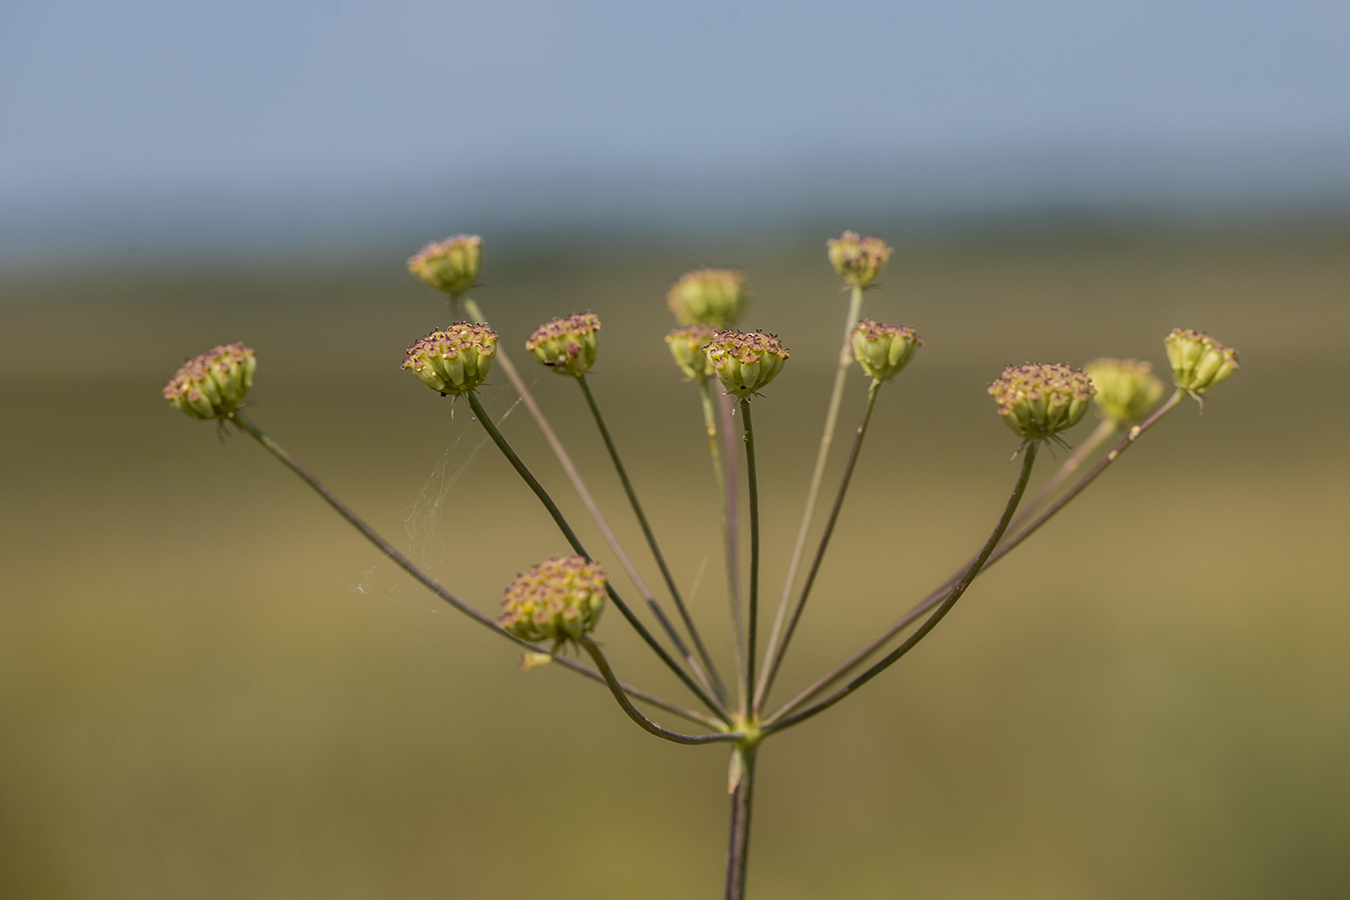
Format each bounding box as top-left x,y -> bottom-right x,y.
739,398 -> 762,709
755,379 -> 881,711
763,441 -> 1038,734
465,391 -> 731,723
578,375 -> 727,704
724,744 -> 759,900
226,411 -> 716,728
761,285 -> 864,694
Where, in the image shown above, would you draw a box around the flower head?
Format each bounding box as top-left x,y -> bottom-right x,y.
407,235 -> 482,298
665,325 -> 717,382
1084,358 -> 1165,424
704,330 -> 790,398
666,269 -> 749,327
827,231 -> 893,290
850,319 -> 921,382
526,313 -> 601,377
402,322 -> 498,395
163,342 -> 257,420
1164,328 -> 1239,397
989,363 -> 1096,441
500,555 -> 607,648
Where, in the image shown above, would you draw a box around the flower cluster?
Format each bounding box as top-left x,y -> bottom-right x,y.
499,555 -> 608,646
666,269 -> 749,328
1165,328 -> 1239,397
827,231 -> 893,290
850,319 -> 921,382
988,363 -> 1095,441
665,325 -> 718,382
407,235 -> 483,298
402,322 -> 498,396
704,330 -> 791,398
163,342 -> 257,420
1085,358 -> 1165,424
526,313 -> 601,378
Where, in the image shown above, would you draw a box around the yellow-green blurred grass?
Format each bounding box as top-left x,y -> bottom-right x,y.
2,228 -> 1349,898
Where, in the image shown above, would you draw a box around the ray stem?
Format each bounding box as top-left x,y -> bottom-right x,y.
754,377 -> 882,713
760,284 -> 864,703
762,441 -> 1039,734
578,636 -> 742,745
699,380 -> 743,687
739,398 -> 762,710
576,374 -> 728,705
766,390 -> 1184,723
464,390 -> 732,723
227,411 -> 716,729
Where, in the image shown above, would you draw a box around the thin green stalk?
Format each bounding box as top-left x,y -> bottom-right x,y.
577,375 -> 728,705
1013,417 -> 1116,532
755,378 -> 882,711
227,411 -> 715,729
702,380 -> 746,706
578,636 -> 742,746
763,441 -> 1039,734
761,284 -> 864,695
723,744 -> 759,900
767,391 -> 1183,723
464,391 -> 732,723
459,296 -> 697,694
740,398 -> 762,708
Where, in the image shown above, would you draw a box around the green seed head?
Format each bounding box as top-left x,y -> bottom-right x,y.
407,235 -> 483,298
499,555 -> 607,647
163,342 -> 257,420
704,330 -> 790,398
402,322 -> 498,396
526,313 -> 601,377
1164,328 -> 1239,397
1084,358 -> 1165,424
665,325 -> 717,382
827,231 -> 893,290
989,363 -> 1096,442
850,319 -> 921,382
666,268 -> 749,328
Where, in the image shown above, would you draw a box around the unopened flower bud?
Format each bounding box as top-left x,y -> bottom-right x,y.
704,330 -> 790,398
402,322 -> 498,395
526,313 -> 601,377
850,319 -> 921,382
665,325 -> 717,381
407,235 -> 483,298
163,342 -> 257,420
1084,358 -> 1164,424
666,269 -> 749,327
1164,328 -> 1239,396
989,363 -> 1095,441
827,231 -> 893,290
499,555 -> 607,648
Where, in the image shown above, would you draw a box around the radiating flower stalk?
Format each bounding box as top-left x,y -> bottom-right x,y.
165,231 -> 1239,900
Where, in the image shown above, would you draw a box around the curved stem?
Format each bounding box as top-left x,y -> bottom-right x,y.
577,375 -> 728,705
767,391 -> 1183,722
578,637 -> 741,745
465,391 -> 732,723
1014,417 -> 1116,532
724,744 -> 759,900
755,378 -> 882,712
763,441 -> 1038,734
740,398 -> 762,709
227,411 -> 715,728
761,285 -> 864,702
459,296 -> 714,706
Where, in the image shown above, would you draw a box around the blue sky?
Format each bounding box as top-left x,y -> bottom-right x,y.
3,0 -> 1348,255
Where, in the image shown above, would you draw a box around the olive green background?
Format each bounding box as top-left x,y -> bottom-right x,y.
3,225 -> 1348,898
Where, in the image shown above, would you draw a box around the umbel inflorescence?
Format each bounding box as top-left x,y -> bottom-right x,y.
165,230 -> 1239,900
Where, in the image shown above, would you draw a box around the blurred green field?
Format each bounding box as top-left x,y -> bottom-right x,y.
2,226 -> 1348,899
